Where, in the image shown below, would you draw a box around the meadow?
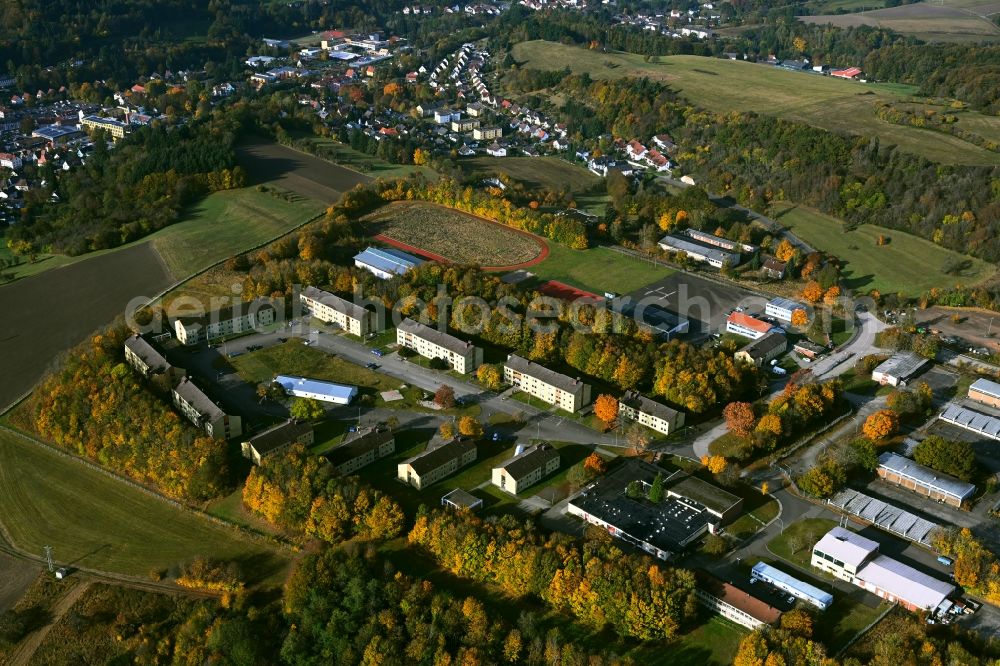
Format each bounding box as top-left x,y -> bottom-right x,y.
365,201 -> 546,267
510,41 -> 1000,166
802,0 -> 1000,42
292,137 -> 438,180
530,244 -> 674,295
770,203 -> 995,295
0,429 -> 288,583
461,156 -> 602,194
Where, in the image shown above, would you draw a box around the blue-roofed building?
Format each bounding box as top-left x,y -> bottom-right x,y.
751,562 -> 833,611
275,374 -> 358,405
354,246 -> 425,279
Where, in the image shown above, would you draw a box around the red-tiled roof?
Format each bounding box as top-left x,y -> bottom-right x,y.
728,312 -> 773,335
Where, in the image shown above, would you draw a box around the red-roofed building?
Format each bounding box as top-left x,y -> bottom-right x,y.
406,71 -> 418,83
378,127 -> 398,137
831,67 -> 862,80
695,571 -> 785,630
626,140 -> 647,160
726,312 -> 782,340
130,84 -> 146,94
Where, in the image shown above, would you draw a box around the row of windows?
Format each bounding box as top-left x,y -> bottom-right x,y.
813,550 -> 846,569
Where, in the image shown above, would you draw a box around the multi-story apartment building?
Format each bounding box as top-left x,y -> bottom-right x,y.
396,318 -> 482,374
397,438 -> 478,489
241,420 -> 314,465
300,286 -> 379,336
328,428 -> 396,475
123,334 -> 184,383
618,390 -> 684,435
172,378 -> 242,440
491,444 -> 560,494
503,354 -> 591,413
173,299 -> 276,346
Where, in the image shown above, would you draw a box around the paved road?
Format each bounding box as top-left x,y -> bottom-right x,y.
811,311 -> 888,379
657,176 -> 814,255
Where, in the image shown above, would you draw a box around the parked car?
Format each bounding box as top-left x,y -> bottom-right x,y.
371,349 -> 384,357
365,362 -> 379,369
937,556 -> 954,566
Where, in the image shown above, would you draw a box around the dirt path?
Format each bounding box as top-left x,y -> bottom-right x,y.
5,581 -> 92,666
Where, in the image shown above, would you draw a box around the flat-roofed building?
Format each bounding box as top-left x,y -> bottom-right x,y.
751,562 -> 833,611
766,297 -> 807,323
726,312 -> 782,341
80,115 -> 129,139
618,390 -> 684,436
274,374 -> 358,405
328,428 -> 395,475
504,354 -> 591,413
685,228 -> 756,254
666,475 -> 743,527
398,438 -> 478,489
794,340 -> 826,359
939,402 -> 1000,441
354,246 -> 425,279
735,331 -> 787,367
172,377 -> 242,440
396,317 -> 482,373
173,299 -> 276,345
241,420 -> 314,465
877,452 -> 975,507
491,444 -> 560,494
300,286 -> 379,336
695,571 -> 786,630
32,124 -> 84,144
124,334 -> 183,382
968,378 -> 1000,409
811,527 -> 954,613
871,351 -> 929,387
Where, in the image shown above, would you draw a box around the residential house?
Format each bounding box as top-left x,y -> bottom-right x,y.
504,354 -> 591,413
328,428 -> 396,475
123,334 -> 183,383
241,420 -> 314,465
172,378 -> 242,439
491,444 -> 560,494
618,389 -> 684,436
396,317 -> 483,373
300,285 -> 379,336
485,143 -> 507,157
762,256 -> 786,279
473,126 -> 501,141
397,438 -> 478,489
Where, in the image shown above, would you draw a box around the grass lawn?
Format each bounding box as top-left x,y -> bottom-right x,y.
771,203 -> 995,295
768,518 -> 839,570
152,187 -> 324,279
801,1 -> 1000,43
670,615 -> 749,665
461,156 -> 601,194
510,41 -> 1000,165
530,244 -> 674,295
364,200 -> 545,267
709,432 -> 752,459
294,137 -> 437,180
0,430 -> 288,584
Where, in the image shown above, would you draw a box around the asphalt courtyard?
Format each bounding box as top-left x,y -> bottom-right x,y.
621,272 -> 765,338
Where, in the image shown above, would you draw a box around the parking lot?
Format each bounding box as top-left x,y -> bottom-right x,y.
620,272 -> 765,338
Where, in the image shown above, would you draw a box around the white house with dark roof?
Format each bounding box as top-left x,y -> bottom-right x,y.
300,285 -> 379,336
173,299 -> 276,346
396,318 -> 482,373
241,420 -> 314,465
397,438 -> 477,489
172,378 -> 242,439
503,354 -> 591,413
124,335 -> 184,382
491,444 -> 560,494
618,390 -> 684,435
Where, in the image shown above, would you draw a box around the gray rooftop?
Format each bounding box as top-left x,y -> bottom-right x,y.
301,285 -> 370,321
969,377 -> 1000,401
124,335 -> 169,373
667,475 -> 742,517
175,298 -> 275,327
327,428 -> 394,466
873,351 -> 928,381
495,444 -> 559,481
737,331 -> 787,360
878,452 -> 976,501
939,402 -> 1000,440
768,296 -> 805,313
173,378 -> 226,421
404,438 -> 477,476
828,488 -> 938,547
658,234 -> 736,264
505,354 -> 586,395
397,318 -> 476,356
441,488 -> 482,509
620,390 -> 681,423
244,420 -> 313,457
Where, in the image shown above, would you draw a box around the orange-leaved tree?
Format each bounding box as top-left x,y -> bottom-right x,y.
584,452 -> 607,476
863,409 -> 899,441
790,308 -> 809,327
801,281 -> 823,303
723,401 -> 755,438
594,394 -> 619,426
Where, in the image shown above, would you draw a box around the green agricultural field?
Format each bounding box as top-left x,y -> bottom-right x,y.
530,245 -> 674,295
510,41 -> 1000,165
0,430 -> 288,583
293,137 -> 438,180
152,187 -> 324,279
801,0 -> 1000,43
461,156 -> 602,194
771,203 -> 995,295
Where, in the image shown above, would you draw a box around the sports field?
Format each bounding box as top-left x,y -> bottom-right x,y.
0,430 -> 288,582
461,156 -> 602,194
802,0 -> 1000,42
510,41 -> 1000,166
531,244 -> 674,295
771,203 -> 995,295
364,201 -> 546,268
152,188 -> 323,279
